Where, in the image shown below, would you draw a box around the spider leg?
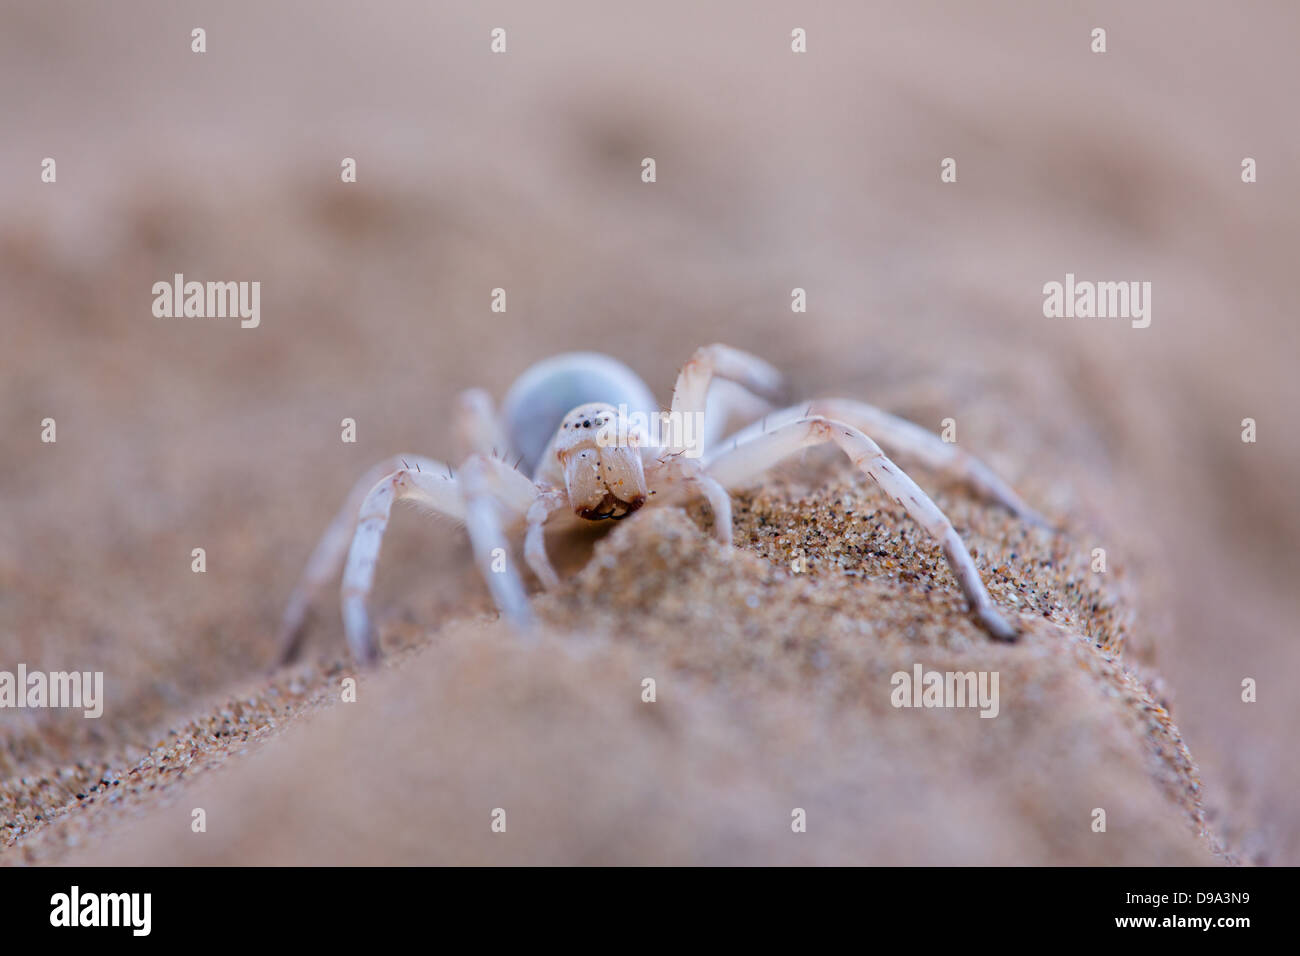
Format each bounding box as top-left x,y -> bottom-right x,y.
276,453 -> 450,665
666,344 -> 788,457
646,455 -> 733,544
705,416 -> 1020,642
698,378 -> 780,454
458,457 -> 536,636
455,387 -> 511,461
524,489 -> 568,590
339,455 -> 537,665
708,399 -> 1048,526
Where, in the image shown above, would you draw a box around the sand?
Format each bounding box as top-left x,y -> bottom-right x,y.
3,452 -> 1218,865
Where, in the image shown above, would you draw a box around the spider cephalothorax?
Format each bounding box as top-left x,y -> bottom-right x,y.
546,403 -> 647,520
278,344 -> 1045,665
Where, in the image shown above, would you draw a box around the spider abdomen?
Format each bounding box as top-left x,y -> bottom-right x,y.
500,352 -> 657,477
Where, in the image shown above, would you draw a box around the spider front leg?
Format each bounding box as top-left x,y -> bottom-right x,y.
706,416 -> 1020,642
458,457 -> 537,636
339,454 -> 537,664
646,454 -> 734,544
667,344 -> 788,457
714,399 -> 1047,526
524,490 -> 567,590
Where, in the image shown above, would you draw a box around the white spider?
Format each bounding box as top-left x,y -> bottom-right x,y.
277,344 -> 1045,665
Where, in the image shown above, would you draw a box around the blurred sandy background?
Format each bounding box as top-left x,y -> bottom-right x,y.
1,1 -> 1297,864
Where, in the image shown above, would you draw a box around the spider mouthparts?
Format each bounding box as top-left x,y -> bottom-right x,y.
577,493 -> 645,522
